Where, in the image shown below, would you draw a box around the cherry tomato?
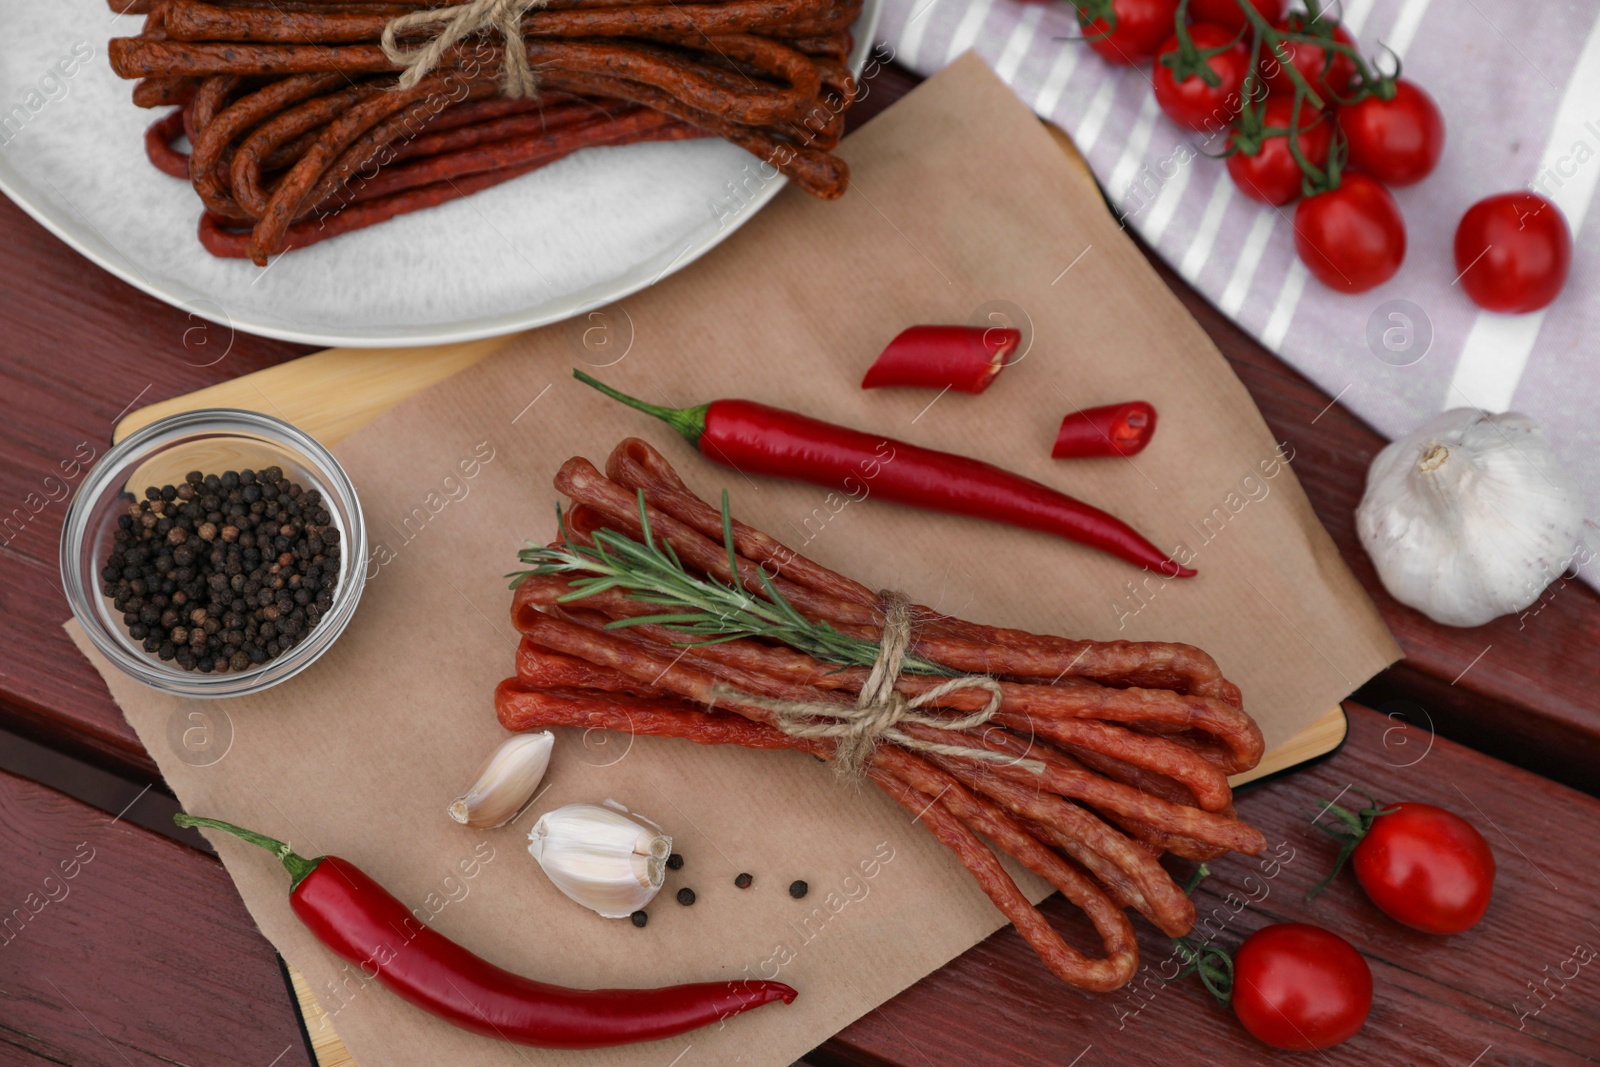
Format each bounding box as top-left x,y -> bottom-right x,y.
1079,0 -> 1180,64
1227,97 -> 1331,204
1294,173 -> 1405,293
1232,924 -> 1372,1050
1350,803 -> 1495,934
1262,17 -> 1358,101
1338,79 -> 1445,186
1454,192 -> 1572,313
1188,0 -> 1284,32
1153,24 -> 1252,131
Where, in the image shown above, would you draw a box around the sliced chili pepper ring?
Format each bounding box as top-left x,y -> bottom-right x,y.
1053,402 -> 1158,459
861,325 -> 1021,395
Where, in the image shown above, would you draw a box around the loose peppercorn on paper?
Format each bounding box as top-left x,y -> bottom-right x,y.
70,53 -> 1399,1067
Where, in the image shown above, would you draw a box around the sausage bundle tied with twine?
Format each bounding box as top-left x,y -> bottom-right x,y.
496,438 -> 1270,993
108,0 -> 860,259
712,592 -> 1047,778
381,0 -> 548,98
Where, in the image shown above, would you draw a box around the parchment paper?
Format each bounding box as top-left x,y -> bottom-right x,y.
69,54 -> 1400,1067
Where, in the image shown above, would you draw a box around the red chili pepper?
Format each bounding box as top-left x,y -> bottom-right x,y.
575,372 -> 1194,577
860,325 -> 1021,394
1052,402 -> 1159,459
173,815 -> 795,1048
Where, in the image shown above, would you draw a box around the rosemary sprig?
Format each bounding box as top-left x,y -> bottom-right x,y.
508,489 -> 957,677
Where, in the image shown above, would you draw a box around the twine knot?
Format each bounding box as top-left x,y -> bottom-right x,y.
713,591 -> 1043,780
381,0 -> 547,98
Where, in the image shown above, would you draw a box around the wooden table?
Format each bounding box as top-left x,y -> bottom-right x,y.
3,63 -> 1598,1067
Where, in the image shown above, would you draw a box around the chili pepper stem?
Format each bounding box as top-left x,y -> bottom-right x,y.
572,370 -> 710,448
174,813 -> 322,891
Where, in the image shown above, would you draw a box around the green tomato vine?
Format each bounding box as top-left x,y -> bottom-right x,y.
1067,0 -> 1410,194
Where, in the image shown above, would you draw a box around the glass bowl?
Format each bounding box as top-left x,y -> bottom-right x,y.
61,409 -> 366,698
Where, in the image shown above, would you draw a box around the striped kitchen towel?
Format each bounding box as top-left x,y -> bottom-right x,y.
877,0 -> 1600,586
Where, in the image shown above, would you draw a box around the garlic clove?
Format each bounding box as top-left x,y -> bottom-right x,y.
527,803 -> 672,918
448,732 -> 555,829
1357,408 -> 1584,628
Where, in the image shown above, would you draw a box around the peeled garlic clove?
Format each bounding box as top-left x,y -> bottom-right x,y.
448,732 -> 555,828
1356,408 -> 1584,628
527,803 -> 671,918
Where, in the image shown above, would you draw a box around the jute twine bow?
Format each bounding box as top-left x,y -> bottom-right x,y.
381,0 -> 548,98
712,592 -> 1045,780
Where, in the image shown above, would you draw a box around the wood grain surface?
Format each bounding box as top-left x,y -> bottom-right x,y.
822,702 -> 1600,1067
4,705 -> 1595,1067
3,56 -> 1600,1067
0,767 -> 312,1067
3,63 -> 1596,795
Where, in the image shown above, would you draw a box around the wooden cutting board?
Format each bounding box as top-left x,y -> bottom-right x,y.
116,127 -> 1344,1067
118,305 -> 1346,1067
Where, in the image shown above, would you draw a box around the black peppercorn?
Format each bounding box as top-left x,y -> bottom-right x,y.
630,910 -> 648,928
666,853 -> 684,870
789,880 -> 809,899
676,888 -> 696,906
735,873 -> 753,889
101,470 -> 340,675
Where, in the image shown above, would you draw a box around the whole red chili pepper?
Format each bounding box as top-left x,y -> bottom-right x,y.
860,325 -> 1021,394
574,371 -> 1193,577
1052,402 -> 1158,459
173,814 -> 795,1048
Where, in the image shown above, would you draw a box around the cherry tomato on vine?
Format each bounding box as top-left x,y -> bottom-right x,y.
1353,803 -> 1495,934
1232,924 -> 1372,1050
1188,0 -> 1283,32
1226,96 -> 1331,204
1262,17 -> 1358,101
1294,173 -> 1405,293
1153,24 -> 1252,131
1078,0 -> 1180,64
1454,192 -> 1572,313
1338,79 -> 1445,186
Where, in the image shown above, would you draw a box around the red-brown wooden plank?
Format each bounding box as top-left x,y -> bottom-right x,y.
1148,253 -> 1600,793
0,186 -> 314,779
7,704 -> 1594,1067
3,62 -> 1598,795
0,767 -> 311,1067
820,702 -> 1600,1066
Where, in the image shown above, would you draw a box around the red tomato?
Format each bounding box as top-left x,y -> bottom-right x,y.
1233,924 -> 1372,1050
1263,17 -> 1358,100
1188,0 -> 1284,32
1454,192 -> 1572,313
1153,25 -> 1252,131
1294,173 -> 1405,292
1351,803 -> 1495,934
1079,0 -> 1180,64
1226,97 -> 1332,204
1338,79 -> 1445,185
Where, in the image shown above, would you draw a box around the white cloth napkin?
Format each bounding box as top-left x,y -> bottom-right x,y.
876,0 -> 1600,586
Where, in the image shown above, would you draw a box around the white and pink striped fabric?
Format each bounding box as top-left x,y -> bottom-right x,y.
877,0 -> 1600,580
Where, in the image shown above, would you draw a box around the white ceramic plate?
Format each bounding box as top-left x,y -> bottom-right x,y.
0,0 -> 878,347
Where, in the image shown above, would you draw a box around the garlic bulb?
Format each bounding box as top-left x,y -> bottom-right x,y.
1356,408 -> 1583,627
527,803 -> 671,918
448,732 -> 554,828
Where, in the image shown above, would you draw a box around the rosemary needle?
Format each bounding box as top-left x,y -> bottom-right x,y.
509,490 -> 955,677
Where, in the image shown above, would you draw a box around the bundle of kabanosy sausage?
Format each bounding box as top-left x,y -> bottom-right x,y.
494,437 -> 1268,992
108,0 -> 860,263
